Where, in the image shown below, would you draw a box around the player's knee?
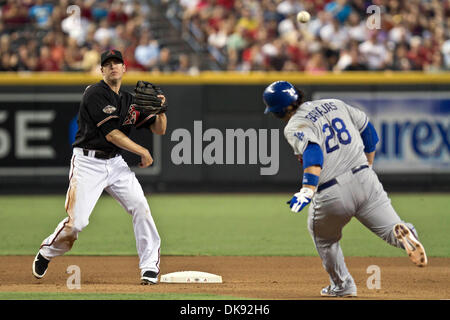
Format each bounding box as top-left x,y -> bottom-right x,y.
130,199 -> 150,217
133,206 -> 151,220
70,218 -> 89,233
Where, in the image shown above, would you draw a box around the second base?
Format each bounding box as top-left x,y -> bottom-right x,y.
160,271 -> 223,283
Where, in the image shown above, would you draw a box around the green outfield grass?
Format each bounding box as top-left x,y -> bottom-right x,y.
0,193 -> 448,257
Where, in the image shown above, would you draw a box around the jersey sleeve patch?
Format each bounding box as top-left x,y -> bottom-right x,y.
285,123 -> 320,156
102,105 -> 117,114
293,131 -> 305,141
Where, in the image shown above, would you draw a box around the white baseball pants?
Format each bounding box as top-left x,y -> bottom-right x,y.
39,147 -> 161,276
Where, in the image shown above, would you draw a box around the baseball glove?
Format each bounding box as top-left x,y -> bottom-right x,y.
123,81 -> 168,128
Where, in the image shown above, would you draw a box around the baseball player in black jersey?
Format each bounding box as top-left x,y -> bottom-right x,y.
33,50 -> 166,285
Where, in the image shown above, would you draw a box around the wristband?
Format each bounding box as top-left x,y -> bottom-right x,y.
302,173 -> 319,186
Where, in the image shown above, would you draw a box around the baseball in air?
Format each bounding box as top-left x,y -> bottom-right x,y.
297,11 -> 310,23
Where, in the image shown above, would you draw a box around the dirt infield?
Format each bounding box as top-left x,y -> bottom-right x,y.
1,256 -> 449,299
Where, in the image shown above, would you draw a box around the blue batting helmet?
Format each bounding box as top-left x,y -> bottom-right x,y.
263,81 -> 299,116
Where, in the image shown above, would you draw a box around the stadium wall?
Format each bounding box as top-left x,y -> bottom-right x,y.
0,72 -> 449,193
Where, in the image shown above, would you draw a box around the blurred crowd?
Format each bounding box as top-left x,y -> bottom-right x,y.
178,0 -> 450,72
0,0 -> 449,73
0,0 -> 198,73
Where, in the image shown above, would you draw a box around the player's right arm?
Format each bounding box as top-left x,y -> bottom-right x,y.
83,87 -> 153,168
284,122 -> 323,213
105,129 -> 153,168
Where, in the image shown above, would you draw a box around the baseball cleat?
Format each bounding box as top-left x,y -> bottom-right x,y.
32,252 -> 50,279
320,276 -> 357,297
393,223 -> 427,267
320,285 -> 357,297
140,270 -> 158,285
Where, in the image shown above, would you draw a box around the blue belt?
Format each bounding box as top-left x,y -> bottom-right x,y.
317,165 -> 369,193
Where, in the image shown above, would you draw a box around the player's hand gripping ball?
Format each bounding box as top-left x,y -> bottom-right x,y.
287,187 -> 314,213
297,10 -> 310,23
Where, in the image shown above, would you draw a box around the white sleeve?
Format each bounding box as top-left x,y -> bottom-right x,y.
341,100 -> 369,132
284,122 -> 320,156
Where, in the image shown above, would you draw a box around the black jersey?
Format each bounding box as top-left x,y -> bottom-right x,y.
73,80 -> 156,154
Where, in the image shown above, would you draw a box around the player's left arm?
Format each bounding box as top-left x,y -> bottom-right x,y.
288,142 -> 323,213
149,113 -> 167,135
360,122 -> 379,167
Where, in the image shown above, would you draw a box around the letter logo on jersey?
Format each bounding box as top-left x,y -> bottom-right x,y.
294,131 -> 304,141
123,105 -> 140,125
102,105 -> 117,114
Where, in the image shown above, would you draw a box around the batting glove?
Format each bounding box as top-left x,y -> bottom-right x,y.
287,187 -> 315,213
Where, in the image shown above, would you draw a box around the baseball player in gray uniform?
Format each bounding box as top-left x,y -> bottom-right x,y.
263,81 -> 428,297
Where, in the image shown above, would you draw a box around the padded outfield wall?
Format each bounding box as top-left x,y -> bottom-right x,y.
0,72 -> 449,193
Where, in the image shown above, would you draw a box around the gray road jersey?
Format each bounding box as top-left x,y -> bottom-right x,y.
284,98 -> 369,184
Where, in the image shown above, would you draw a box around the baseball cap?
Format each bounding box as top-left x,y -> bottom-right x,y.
100,49 -> 124,66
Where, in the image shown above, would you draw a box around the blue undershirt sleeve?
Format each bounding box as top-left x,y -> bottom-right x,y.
302,143 -> 323,170
360,122 -> 379,153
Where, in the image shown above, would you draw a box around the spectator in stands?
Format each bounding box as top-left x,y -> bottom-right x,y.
122,46 -> 146,71
80,42 -> 101,72
241,43 -> 265,71
236,7 -> 259,39
155,47 -> 178,73
48,3 -> 64,31
36,45 -> 59,71
442,38 -> 450,70
0,34 -> 10,53
175,53 -> 200,74
319,17 -> 349,51
325,0 -> 352,24
29,0 -> 53,29
407,36 -> 433,70
424,51 -> 444,73
346,11 -> 367,42
262,0 -> 283,23
62,37 -> 83,71
8,53 -> 21,71
304,50 -> 327,73
0,52 -> 12,71
226,25 -> 247,55
265,38 -> 289,71
0,0 -> 449,73
91,0 -> 109,22
207,20 -> 229,50
123,19 -> 140,50
107,0 -> 129,26
134,33 -> 160,70
17,44 -> 37,71
2,0 -> 30,28
342,43 -> 368,71
277,13 -> 297,39
93,18 -> 115,45
359,31 -> 389,70
276,0 -> 304,17
50,32 -> 66,69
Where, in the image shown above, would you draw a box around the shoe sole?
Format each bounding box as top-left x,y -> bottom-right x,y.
140,278 -> 158,285
393,223 -> 428,267
320,291 -> 357,297
320,286 -> 357,297
32,253 -> 47,279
